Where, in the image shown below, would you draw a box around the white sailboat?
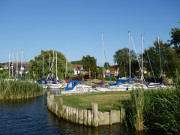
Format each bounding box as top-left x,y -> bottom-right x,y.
47,51 -> 64,89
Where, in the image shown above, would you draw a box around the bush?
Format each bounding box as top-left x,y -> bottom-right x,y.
97,76 -> 117,81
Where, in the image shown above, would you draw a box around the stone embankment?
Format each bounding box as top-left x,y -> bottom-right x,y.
47,92 -> 125,127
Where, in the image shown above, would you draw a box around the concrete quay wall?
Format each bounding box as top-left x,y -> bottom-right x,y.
47,92 -> 125,127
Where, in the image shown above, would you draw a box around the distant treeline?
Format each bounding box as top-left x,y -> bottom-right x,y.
71,60 -> 83,65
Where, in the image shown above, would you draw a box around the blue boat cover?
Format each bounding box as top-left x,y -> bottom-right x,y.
110,78 -> 131,86
65,80 -> 81,91
37,78 -> 47,84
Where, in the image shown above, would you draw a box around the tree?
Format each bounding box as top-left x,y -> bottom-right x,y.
104,62 -> 111,68
71,60 -> 82,65
114,48 -> 138,77
169,27 -> 180,57
82,55 -> 97,77
144,39 -> 179,78
29,50 -> 73,79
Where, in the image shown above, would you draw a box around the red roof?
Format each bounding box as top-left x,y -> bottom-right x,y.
84,73 -> 89,75
109,68 -> 116,72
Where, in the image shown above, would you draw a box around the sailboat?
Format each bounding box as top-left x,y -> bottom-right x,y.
97,32 -> 149,91
47,51 -> 64,89
37,51 -> 64,89
147,37 -> 169,89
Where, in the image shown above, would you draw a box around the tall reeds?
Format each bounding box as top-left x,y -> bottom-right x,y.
123,88 -> 180,134
0,80 -> 44,100
123,89 -> 144,131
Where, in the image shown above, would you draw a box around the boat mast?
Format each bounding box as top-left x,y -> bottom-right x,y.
12,53 -> 14,78
17,51 -> 18,79
48,54 -> 50,79
102,32 -> 105,78
43,54 -> 44,78
128,31 -> 131,78
158,37 -> 162,77
52,50 -> 54,78
21,49 -> 23,79
65,50 -> 68,78
9,53 -> 10,79
56,53 -> 57,81
141,34 -> 144,81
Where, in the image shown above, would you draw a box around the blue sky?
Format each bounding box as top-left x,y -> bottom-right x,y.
0,0 -> 179,66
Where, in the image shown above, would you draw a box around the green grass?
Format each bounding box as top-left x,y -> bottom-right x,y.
54,91 -> 130,112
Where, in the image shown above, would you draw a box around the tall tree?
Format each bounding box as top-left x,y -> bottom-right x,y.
114,48 -> 138,77
29,50 -> 73,79
169,27 -> 180,57
144,39 -> 179,78
82,55 -> 97,76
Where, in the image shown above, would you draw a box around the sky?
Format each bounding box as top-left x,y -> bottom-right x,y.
0,0 -> 179,66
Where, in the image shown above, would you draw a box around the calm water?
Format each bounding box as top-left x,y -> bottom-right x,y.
0,90 -> 145,135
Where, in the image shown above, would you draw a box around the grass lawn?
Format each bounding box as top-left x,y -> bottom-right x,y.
54,91 -> 130,112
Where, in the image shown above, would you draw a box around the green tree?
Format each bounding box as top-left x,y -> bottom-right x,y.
66,62 -> 74,78
96,66 -> 103,75
114,48 -> 138,77
144,39 -> 179,78
29,50 -> 73,79
104,62 -> 111,68
82,55 -> 97,77
71,60 -> 82,65
169,27 -> 180,57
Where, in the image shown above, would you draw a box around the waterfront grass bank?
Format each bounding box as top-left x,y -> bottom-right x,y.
0,80 -> 44,100
54,91 -> 130,112
54,88 -> 179,134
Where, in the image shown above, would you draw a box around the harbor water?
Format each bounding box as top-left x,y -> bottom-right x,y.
0,90 -> 146,135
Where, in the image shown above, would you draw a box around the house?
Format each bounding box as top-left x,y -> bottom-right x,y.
72,64 -> 85,76
105,68 -> 119,77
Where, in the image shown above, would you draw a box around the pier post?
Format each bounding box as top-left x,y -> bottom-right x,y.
59,96 -> 63,105
83,109 -> 88,126
92,103 -> 98,127
109,110 -> 112,125
87,110 -> 92,126
76,109 -> 79,124
78,109 -> 84,125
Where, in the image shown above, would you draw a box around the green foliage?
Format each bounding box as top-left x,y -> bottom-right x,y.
169,27 -> 180,56
114,48 -> 139,77
144,40 -> 179,78
123,89 -> 180,134
97,76 -> 117,81
71,60 -> 82,65
29,50 -> 73,79
122,89 -> 144,131
96,66 -> 103,75
104,62 -> 110,68
143,89 -> 180,134
0,80 -> 44,100
82,55 -> 97,76
0,70 -> 9,79
66,62 -> 74,78
78,73 -> 85,78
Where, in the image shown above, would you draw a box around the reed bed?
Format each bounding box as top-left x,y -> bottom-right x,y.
123,88 -> 180,134
0,80 -> 44,100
